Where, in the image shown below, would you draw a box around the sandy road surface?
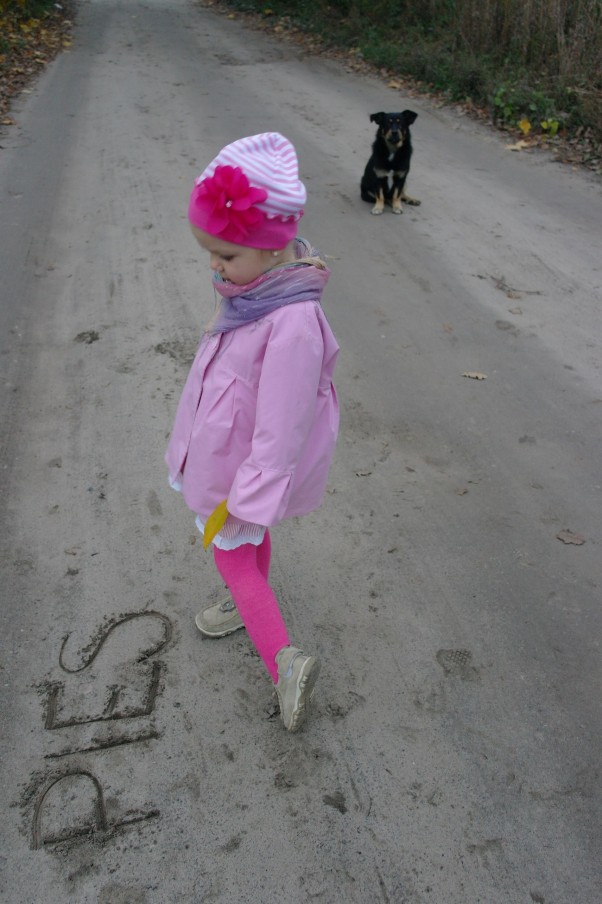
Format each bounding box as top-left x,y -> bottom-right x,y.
1,1 -> 601,901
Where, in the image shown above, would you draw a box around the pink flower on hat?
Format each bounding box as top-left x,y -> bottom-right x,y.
193,165 -> 268,243
189,134 -> 306,248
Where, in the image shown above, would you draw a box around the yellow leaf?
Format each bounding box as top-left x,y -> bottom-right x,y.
518,118 -> 531,135
203,499 -> 229,549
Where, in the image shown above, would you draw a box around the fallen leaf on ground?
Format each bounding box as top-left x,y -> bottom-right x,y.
462,371 -> 487,380
74,330 -> 99,344
556,529 -> 586,545
506,139 -> 533,151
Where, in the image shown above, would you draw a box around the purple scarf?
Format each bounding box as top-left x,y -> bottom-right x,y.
206,238 -> 330,335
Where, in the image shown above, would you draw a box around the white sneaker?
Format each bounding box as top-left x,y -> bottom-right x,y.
195,598 -> 244,638
275,646 -> 320,732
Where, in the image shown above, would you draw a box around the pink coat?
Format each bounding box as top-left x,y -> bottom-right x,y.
165,301 -> 339,526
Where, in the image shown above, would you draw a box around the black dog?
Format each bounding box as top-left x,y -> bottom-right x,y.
360,111 -> 420,215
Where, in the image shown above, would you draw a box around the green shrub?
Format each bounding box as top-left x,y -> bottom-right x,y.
211,0 -> 602,139
0,0 -> 57,20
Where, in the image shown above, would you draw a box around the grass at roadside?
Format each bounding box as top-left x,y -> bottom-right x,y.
205,0 -> 601,174
1,0 -> 599,174
0,0 -> 74,125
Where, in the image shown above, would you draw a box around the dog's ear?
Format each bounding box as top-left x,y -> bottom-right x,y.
370,112 -> 386,126
402,110 -> 418,125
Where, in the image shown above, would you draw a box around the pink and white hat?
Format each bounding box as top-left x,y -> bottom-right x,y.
188,133 -> 306,249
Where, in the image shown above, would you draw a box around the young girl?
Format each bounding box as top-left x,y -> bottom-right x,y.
165,133 -> 339,732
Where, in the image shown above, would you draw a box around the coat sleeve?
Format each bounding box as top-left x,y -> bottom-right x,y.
227,307 -> 325,525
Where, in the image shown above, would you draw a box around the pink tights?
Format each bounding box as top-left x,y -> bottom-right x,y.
213,530 -> 289,682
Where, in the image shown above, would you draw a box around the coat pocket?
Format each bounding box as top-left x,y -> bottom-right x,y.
200,373 -> 256,455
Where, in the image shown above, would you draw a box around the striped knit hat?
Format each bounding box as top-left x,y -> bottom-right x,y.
188,133 -> 306,249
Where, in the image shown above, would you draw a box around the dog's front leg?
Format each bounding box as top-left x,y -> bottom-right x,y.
371,189 -> 386,215
370,172 -> 389,215
391,190 -> 403,214
391,171 -> 408,214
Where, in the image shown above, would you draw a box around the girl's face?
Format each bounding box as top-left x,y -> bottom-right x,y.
191,226 -> 278,285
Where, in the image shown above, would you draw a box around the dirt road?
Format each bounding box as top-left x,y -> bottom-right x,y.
1,1 -> 600,901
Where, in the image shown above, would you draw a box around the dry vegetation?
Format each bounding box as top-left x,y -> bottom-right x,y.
211,0 -> 601,172
0,0 -> 74,124
1,0 -> 600,171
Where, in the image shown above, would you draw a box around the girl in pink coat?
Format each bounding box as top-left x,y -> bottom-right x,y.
165,133 -> 339,732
